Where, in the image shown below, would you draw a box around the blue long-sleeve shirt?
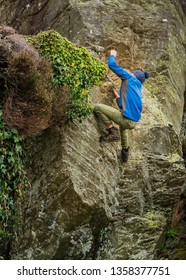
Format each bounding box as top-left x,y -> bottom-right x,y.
108,55 -> 142,122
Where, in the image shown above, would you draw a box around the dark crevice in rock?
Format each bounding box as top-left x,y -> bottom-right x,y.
179,0 -> 186,15
27,1 -> 49,17
158,195 -> 186,260
50,4 -> 70,30
0,239 -> 10,260
181,89 -> 186,167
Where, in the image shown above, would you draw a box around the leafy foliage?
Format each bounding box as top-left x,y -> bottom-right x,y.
27,30 -> 107,120
0,109 -> 29,240
167,229 -> 178,239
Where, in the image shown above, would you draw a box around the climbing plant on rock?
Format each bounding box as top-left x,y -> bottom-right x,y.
27,30 -> 107,121
0,109 -> 29,240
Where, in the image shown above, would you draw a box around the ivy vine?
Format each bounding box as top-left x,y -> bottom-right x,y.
0,108 -> 29,240
27,30 -> 107,120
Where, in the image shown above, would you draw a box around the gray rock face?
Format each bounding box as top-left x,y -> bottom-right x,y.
0,0 -> 186,259
11,107 -> 186,260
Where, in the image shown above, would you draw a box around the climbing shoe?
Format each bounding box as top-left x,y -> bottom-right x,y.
100,126 -> 120,143
121,147 -> 129,162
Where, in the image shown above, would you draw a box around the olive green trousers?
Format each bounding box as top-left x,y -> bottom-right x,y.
93,104 -> 137,148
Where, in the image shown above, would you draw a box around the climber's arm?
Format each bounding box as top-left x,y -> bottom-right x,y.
108,50 -> 132,79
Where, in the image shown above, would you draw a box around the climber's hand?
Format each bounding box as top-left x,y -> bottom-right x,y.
112,88 -> 120,99
110,49 -> 117,57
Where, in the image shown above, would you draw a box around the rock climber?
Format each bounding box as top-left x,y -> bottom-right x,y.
93,49 -> 149,162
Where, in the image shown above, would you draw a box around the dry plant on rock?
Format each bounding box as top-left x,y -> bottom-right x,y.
3,51 -> 53,136
0,26 -> 69,136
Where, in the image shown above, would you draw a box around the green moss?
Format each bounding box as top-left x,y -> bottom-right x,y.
144,210 -> 165,229
146,74 -> 167,95
159,60 -> 168,71
27,30 -> 107,121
